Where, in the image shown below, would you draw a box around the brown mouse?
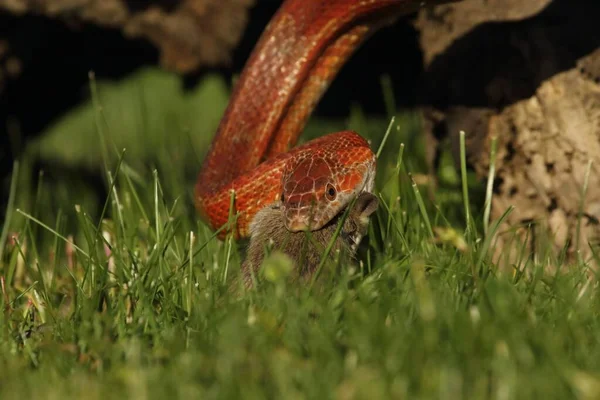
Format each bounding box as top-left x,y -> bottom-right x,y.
241,192 -> 379,288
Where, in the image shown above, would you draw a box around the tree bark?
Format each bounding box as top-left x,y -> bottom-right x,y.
0,0 -> 254,73
415,0 -> 600,266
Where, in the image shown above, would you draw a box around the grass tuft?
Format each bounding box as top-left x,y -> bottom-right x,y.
0,70 -> 599,399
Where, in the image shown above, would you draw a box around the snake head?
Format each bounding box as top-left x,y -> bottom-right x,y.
280,141 -> 376,232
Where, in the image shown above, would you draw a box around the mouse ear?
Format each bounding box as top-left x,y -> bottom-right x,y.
354,192 -> 379,218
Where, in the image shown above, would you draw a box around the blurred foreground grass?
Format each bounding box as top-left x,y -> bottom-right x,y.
1,68 -> 600,399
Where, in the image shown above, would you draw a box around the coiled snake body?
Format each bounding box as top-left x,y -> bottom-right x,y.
195,0 -> 452,238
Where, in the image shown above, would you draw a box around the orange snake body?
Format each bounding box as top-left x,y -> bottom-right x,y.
195,0 -> 450,239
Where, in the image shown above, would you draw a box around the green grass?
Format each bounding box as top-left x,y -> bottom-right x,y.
2,68 -> 600,399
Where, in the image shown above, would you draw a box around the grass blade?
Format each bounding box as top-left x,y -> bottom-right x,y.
0,161 -> 19,262
483,136 -> 498,236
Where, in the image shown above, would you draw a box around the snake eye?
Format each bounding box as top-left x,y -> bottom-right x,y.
325,184 -> 337,201
280,193 -> 285,203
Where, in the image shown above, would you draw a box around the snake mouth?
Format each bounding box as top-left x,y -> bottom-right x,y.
285,217 -> 316,232
282,193 -> 334,232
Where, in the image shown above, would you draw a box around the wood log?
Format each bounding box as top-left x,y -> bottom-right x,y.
0,0 -> 254,72
415,0 -> 600,266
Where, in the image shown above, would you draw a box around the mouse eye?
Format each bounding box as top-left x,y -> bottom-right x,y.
325,184 -> 337,201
